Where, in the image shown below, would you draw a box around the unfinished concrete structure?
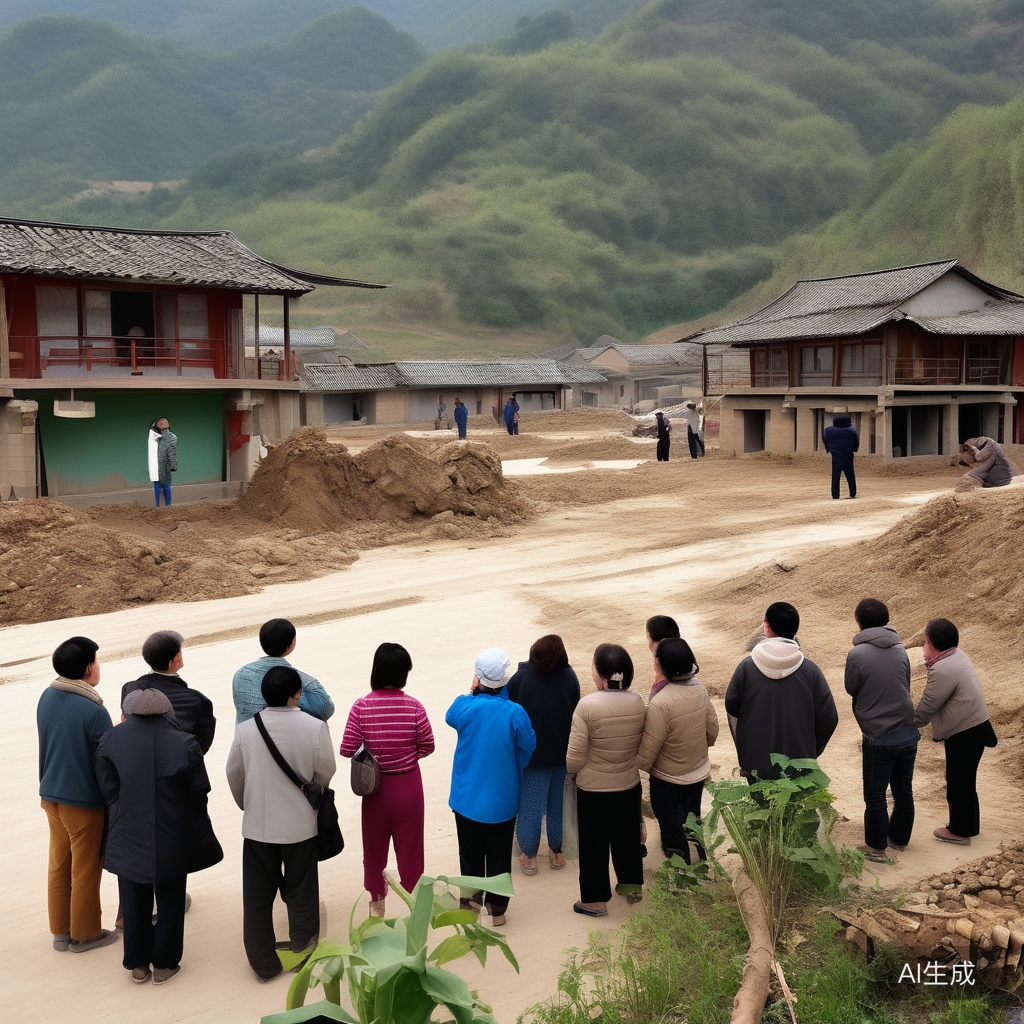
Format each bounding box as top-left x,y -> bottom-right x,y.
687,261 -> 1024,459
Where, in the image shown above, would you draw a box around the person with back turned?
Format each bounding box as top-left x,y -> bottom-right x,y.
823,414 -> 859,499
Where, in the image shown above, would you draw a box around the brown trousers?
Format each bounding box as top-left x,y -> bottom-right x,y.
41,800 -> 105,940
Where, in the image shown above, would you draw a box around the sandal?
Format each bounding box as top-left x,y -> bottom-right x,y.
858,845 -> 889,863
549,850 -> 566,870
519,854 -> 538,875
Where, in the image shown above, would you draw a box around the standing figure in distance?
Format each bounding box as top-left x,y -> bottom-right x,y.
823,414 -> 858,499
655,411 -> 671,462
682,401 -> 705,459
504,395 -> 520,436
435,395 -> 448,430
148,417 -> 178,507
453,397 -> 469,440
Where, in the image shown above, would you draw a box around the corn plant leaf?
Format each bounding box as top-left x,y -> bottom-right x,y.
437,873 -> 515,898
260,997 -> 361,1023
432,909 -> 478,928
384,869 -> 416,912
406,877 -> 436,956
429,934 -> 474,967
360,927 -> 409,968
420,965 -> 479,1007
462,923 -> 519,972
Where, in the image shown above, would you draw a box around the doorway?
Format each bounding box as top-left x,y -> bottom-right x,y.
110,291 -> 154,366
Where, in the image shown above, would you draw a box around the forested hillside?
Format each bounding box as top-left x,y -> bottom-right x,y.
0,8 -> 425,206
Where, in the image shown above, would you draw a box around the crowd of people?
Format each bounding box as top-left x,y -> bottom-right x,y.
37,602 -> 997,985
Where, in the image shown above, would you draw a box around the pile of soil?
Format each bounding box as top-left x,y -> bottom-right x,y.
909,842 -> 1024,913
0,428 -> 525,625
544,436 -> 654,462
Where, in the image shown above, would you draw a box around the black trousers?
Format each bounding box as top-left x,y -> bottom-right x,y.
453,813 -> 516,914
119,874 -> 186,970
944,721 -> 994,838
242,836 -> 319,979
649,776 -> 706,863
831,455 -> 856,498
656,437 -> 670,461
576,784 -> 644,904
687,427 -> 704,459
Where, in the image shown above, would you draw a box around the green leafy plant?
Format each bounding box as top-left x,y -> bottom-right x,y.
269,871 -> 518,1024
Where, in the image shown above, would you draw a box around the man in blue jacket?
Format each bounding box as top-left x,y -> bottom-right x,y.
453,397 -> 469,439
37,636 -> 117,952
446,648 -> 536,927
823,414 -> 859,499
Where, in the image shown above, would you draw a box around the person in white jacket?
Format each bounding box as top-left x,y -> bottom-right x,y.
148,417 -> 178,507
226,666 -> 336,982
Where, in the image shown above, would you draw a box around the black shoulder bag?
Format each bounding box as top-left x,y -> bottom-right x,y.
254,712 -> 344,861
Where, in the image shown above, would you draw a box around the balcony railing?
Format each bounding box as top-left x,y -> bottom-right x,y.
888,357 -> 960,385
965,358 -> 1005,385
11,336 -> 226,379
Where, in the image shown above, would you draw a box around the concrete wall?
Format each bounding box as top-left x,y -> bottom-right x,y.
901,275 -> 990,317
0,399 -> 38,498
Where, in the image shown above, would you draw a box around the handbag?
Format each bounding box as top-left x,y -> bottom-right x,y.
350,742 -> 381,797
254,712 -> 344,861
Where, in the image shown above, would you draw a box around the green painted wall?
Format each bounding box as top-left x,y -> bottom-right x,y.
36,390 -> 225,494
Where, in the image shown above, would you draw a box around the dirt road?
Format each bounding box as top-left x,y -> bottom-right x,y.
3,453 -> 1018,1024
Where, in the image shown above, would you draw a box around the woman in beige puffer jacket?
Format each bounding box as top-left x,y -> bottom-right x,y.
566,644 -> 646,917
637,638 -> 718,864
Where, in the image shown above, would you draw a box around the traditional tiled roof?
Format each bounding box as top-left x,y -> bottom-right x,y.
909,303 -> 1024,334
0,217 -> 385,295
570,342 -> 703,366
685,261 -> 1024,346
301,359 -> 606,392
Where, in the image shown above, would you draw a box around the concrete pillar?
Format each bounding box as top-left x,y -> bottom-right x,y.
878,406 -> 893,460
770,406 -> 796,453
718,403 -> 737,455
795,407 -> 817,455
304,393 -> 325,426
0,399 -> 39,498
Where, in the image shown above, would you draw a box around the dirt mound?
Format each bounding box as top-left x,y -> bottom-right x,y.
545,436 -> 654,462
912,842 -> 1024,914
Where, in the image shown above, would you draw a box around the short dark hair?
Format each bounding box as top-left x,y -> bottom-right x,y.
593,643 -> 634,690
646,615 -> 680,644
655,638 -> 697,678
529,634 -> 569,676
925,618 -> 959,652
52,636 -> 98,680
262,665 -> 302,707
142,630 -> 183,672
765,602 -> 799,640
370,643 -> 413,690
855,598 -> 889,629
259,618 -> 296,658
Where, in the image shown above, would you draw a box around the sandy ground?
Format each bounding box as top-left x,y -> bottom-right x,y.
2,425 -> 1021,1024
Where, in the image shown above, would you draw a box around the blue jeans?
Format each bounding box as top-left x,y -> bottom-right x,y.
153,481 -> 171,506
862,735 -> 917,850
516,766 -> 566,857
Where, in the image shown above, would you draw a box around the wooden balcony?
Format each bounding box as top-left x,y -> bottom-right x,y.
14,336 -> 227,379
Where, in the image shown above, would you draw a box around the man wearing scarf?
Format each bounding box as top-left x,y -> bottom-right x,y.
37,636 -> 116,953
724,602 -> 838,782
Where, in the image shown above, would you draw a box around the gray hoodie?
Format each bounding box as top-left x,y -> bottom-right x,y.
844,626 -> 915,740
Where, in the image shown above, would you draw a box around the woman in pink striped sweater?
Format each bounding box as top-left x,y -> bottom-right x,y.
341,644 -> 435,916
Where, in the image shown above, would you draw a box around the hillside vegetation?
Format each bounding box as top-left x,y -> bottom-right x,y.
0,9 -> 425,206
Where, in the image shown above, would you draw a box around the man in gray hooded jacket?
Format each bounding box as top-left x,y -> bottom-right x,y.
724,602 -> 838,782
844,598 -> 918,862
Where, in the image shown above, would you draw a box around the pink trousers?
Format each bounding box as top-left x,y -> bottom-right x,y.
361,766 -> 425,901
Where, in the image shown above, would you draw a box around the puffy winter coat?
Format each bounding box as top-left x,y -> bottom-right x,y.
566,689 -> 647,792
823,416 -> 859,458
95,715 -> 223,884
844,626 -> 914,739
636,678 -> 718,783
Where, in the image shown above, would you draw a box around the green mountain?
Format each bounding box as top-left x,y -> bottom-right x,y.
0,9 -> 426,206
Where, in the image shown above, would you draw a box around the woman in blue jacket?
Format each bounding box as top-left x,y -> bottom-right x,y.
446,648 -> 536,926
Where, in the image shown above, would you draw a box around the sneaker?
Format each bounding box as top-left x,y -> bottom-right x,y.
887,839 -> 907,853
152,966 -> 180,985
489,914 -> 506,928
131,967 -> 152,984
933,827 -> 971,846
52,933 -> 71,952
69,929 -> 119,952
858,845 -> 889,863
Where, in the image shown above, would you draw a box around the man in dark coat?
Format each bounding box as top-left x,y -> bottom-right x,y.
823,414 -> 859,499
123,630 -> 216,753
655,412 -> 671,462
503,396 -> 520,436
95,687 -> 222,985
453,397 -> 469,439
725,602 -> 838,782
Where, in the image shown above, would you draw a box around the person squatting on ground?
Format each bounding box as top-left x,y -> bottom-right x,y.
914,618 -> 997,846
637,637 -> 718,864
844,598 -> 919,863
958,435 -> 1019,489
567,644 -> 647,917
37,636 -> 117,953
446,648 -> 536,927
233,618 -> 335,725
148,417 -> 177,507
725,601 -> 838,782
340,643 -> 434,918
96,687 -> 223,985
124,630 -> 216,754
823,414 -> 859,499
453,397 -> 469,439
507,635 -> 580,875
682,401 -> 705,459
503,395 -> 520,436
655,411 -> 671,462
226,666 -> 336,981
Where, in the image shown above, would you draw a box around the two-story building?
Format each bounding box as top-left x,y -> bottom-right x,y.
687,261 -> 1024,458
0,217 -> 381,500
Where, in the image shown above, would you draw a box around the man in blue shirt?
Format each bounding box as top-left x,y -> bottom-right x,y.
823,414 -> 859,499
453,397 -> 469,439
232,619 -> 335,725
37,636 -> 117,952
446,648 -> 536,926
